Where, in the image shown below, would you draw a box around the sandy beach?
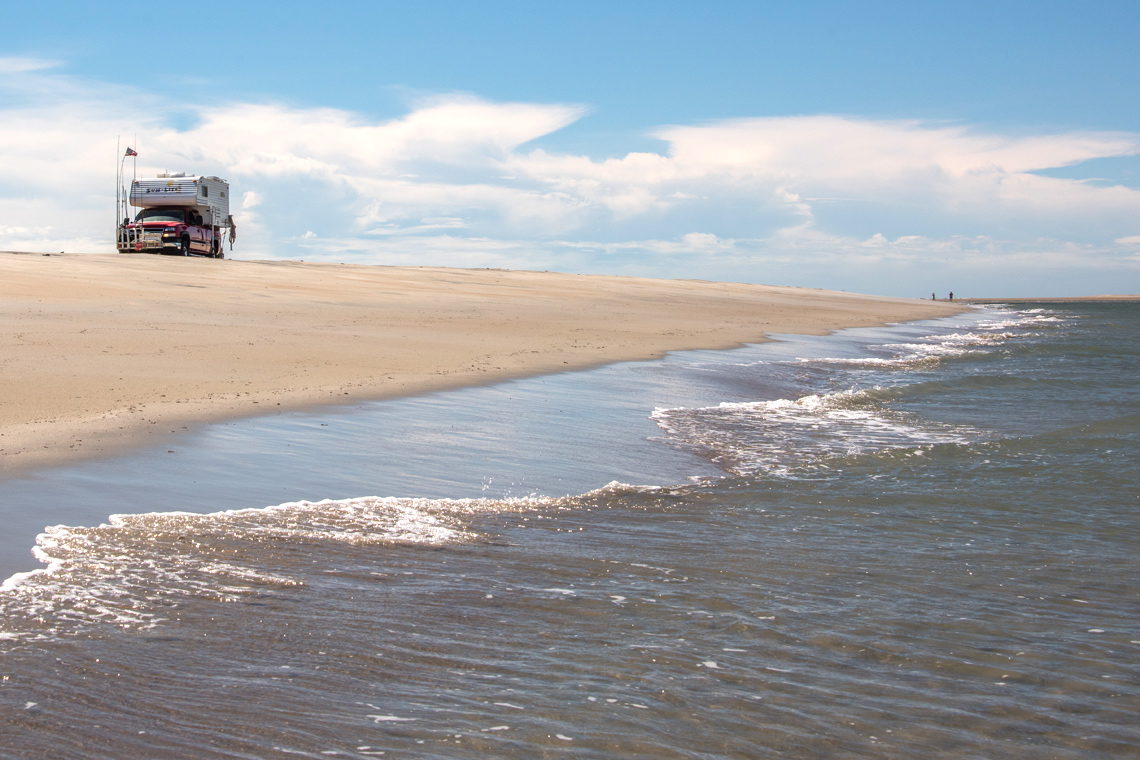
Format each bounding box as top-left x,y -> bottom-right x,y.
0,252 -> 963,472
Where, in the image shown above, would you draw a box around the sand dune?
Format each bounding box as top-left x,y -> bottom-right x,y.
0,252 -> 964,471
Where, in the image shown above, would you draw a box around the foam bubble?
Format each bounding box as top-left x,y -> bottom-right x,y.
653,387 -> 978,478
799,306 -> 1065,370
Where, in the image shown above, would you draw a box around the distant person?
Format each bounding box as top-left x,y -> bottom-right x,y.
932,292 -> 936,300
949,291 -> 954,301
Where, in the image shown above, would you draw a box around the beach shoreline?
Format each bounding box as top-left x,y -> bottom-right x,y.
959,295 -> 1140,303
1,251 -> 965,473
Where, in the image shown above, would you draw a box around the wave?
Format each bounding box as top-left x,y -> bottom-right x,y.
652,387 -> 983,479
0,487 -> 627,645
649,306 -> 1085,482
799,309 -> 1070,371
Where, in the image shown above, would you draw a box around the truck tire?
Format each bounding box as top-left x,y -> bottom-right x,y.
180,237 -> 190,256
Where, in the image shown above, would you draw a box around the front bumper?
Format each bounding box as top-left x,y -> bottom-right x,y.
117,229 -> 180,253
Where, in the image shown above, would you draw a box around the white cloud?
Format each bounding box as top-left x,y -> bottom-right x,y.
175,96 -> 586,180
0,57 -> 60,74
1,61 -> 1138,295
658,116 -> 1140,176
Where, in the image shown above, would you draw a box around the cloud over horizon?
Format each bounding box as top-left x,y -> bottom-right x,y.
1,58 -> 1138,296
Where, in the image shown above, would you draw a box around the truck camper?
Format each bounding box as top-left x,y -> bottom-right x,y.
116,173 -> 236,257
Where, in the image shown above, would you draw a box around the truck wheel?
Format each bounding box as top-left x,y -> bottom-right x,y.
180,237 -> 190,256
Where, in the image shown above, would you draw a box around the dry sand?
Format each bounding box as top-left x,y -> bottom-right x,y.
1,252 -> 965,472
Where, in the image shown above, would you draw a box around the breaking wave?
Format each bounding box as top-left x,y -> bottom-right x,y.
652,388 -> 982,479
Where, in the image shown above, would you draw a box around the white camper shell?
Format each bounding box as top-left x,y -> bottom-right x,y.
129,174 -> 230,225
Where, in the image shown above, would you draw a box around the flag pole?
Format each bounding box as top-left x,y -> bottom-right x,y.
115,137 -> 121,243
119,152 -> 128,224
117,142 -> 139,251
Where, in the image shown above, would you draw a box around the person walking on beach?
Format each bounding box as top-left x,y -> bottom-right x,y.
949,291 -> 954,301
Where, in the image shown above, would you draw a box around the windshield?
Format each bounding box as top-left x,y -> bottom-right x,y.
136,208 -> 185,223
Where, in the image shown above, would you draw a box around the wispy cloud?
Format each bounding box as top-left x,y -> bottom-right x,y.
1,57 -> 1137,294
0,56 -> 60,74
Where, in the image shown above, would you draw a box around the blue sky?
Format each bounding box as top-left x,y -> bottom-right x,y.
2,0 -> 1138,296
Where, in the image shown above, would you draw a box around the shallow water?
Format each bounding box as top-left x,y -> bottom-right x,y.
1,304 -> 1137,758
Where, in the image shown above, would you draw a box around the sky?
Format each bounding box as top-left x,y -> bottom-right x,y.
1,0 -> 1138,297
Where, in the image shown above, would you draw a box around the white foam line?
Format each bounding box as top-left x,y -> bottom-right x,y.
368,715 -> 416,723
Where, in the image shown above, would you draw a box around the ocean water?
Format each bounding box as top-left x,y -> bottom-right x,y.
0,303 -> 1137,759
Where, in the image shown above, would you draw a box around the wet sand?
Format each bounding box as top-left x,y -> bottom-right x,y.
0,251 -> 964,472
